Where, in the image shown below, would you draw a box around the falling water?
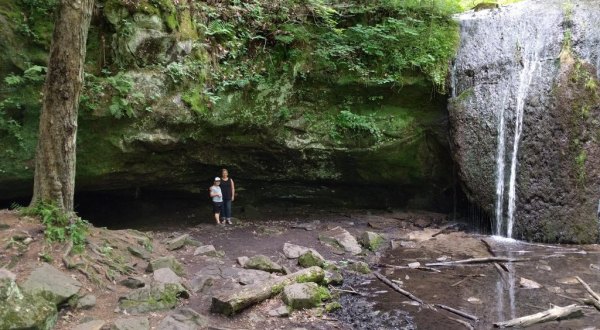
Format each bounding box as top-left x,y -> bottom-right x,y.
506,44 -> 541,238
494,92 -> 508,236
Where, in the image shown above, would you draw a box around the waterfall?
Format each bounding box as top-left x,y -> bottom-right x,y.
494,92 -> 508,236
505,43 -> 541,238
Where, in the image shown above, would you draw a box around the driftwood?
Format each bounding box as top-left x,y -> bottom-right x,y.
493,304 -> 583,328
447,316 -> 475,330
211,266 -> 324,315
426,257 -> 528,267
374,271 -> 424,304
435,304 -> 479,321
377,263 -> 442,273
576,276 -> 600,311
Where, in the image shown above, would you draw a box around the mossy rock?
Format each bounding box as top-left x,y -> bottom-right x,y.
146,256 -> 185,276
325,301 -> 342,313
473,2 -> 500,11
298,250 -> 325,268
359,231 -> 385,251
347,261 -> 371,274
244,255 -> 285,274
118,283 -> 188,313
282,283 -> 329,310
0,277 -> 57,330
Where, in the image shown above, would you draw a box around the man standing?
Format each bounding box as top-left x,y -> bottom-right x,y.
220,168 -> 235,224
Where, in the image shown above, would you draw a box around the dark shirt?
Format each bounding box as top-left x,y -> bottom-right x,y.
220,178 -> 233,200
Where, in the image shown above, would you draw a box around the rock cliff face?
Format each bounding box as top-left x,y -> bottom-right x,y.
450,0 -> 600,242
0,0 -> 456,209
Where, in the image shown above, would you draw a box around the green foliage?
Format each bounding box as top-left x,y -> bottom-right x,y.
106,73 -> 144,118
335,110 -> 382,141
16,202 -> 89,252
4,65 -> 47,86
576,149 -> 587,184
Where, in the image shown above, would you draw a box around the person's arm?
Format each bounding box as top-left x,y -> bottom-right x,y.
231,179 -> 235,201
209,187 -> 219,197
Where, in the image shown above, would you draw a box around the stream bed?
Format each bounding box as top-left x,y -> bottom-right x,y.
76,194 -> 600,329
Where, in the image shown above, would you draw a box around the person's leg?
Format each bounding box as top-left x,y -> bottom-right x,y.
214,212 -> 220,224
223,200 -> 232,223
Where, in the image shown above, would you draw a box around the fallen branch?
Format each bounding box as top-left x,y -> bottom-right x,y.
374,271 -> 424,304
435,304 -> 478,321
576,276 -> 600,302
493,304 -> 583,328
451,274 -> 485,287
447,316 -> 475,330
329,286 -> 366,297
582,298 -> 600,311
377,263 -> 442,273
426,257 -> 528,267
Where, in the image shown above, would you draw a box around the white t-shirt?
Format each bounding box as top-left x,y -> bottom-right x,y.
210,186 -> 222,202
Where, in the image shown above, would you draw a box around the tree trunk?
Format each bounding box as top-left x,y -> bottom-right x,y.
31,0 -> 95,212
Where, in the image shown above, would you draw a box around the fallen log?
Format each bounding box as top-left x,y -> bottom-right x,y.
576,276 -> 600,302
373,271 -> 424,304
493,304 -> 583,328
426,257 -> 528,267
435,304 -> 479,321
447,316 -> 475,330
211,266 -> 325,315
377,263 -> 442,273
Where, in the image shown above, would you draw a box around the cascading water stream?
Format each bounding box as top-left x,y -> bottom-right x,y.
505,44 -> 542,238
494,92 -> 508,236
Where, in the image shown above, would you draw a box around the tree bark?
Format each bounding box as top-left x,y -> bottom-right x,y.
31,0 -> 95,212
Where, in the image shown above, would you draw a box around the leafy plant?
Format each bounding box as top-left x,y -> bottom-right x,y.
335,110 -> 382,141
16,202 -> 89,252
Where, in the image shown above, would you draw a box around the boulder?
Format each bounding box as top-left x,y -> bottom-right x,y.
193,245 -> 220,257
348,261 -> 371,274
166,234 -> 189,251
360,231 -> 385,251
113,317 -> 150,330
237,256 -> 249,266
128,246 -> 151,261
298,250 -> 325,268
324,270 -> 343,286
76,294 -> 97,310
157,308 -> 209,330
190,275 -> 214,294
73,320 -> 105,330
282,282 -> 328,310
319,227 -> 362,255
0,275 -> 57,330
268,306 -> 290,317
21,263 -> 82,305
153,268 -> 182,285
119,277 -> 146,289
237,269 -> 273,286
244,255 -> 285,274
146,256 -> 185,276
118,283 -> 188,313
283,243 -> 310,259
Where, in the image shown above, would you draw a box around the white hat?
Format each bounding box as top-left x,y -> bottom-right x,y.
214,177 -> 221,181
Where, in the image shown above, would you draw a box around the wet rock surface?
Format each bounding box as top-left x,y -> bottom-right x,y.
450,0 -> 600,242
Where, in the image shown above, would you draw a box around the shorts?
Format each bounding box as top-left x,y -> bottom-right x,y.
213,201 -> 223,214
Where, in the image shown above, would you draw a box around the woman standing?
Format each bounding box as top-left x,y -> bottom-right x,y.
220,168 -> 235,224
209,177 -> 223,225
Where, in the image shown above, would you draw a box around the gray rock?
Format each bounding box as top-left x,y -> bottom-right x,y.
184,238 -> 203,247
146,256 -> 185,276
298,250 -> 325,268
158,308 -> 209,330
0,273 -> 58,329
237,269 -> 273,285
111,316 -> 150,330
73,319 -> 105,330
119,277 -> 145,289
282,282 -> 326,310
166,234 -> 189,251
21,263 -> 82,304
268,305 -> 290,317
118,283 -> 188,313
360,231 -> 385,251
391,240 -> 417,249
153,268 -> 182,284
348,261 -> 371,274
76,294 -> 97,309
283,243 -> 310,259
113,317 -> 150,330
190,275 -> 214,294
128,246 -> 151,261
244,255 -> 286,274
319,227 -> 362,255
324,270 -> 343,286
0,268 -> 15,281
193,245 -> 219,257
237,256 -> 249,266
